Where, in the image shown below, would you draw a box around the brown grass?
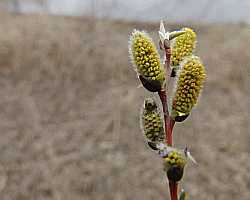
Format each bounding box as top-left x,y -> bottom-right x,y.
0,12 -> 249,200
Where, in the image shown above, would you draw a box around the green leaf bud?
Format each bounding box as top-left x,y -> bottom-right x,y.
179,190 -> 189,200
171,56 -> 206,120
129,30 -> 165,92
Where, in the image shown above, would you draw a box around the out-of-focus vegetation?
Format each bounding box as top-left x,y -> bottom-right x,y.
0,12 -> 249,200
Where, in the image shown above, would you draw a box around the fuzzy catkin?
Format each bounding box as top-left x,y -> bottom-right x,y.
141,98 -> 165,143
172,56 -> 206,116
163,149 -> 187,182
171,28 -> 196,67
143,113 -> 165,142
129,30 -> 165,84
163,150 -> 186,168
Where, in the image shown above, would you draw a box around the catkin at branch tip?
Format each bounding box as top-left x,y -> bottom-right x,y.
171,27 -> 196,67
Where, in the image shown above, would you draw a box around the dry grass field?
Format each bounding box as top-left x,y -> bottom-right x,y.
0,12 -> 249,200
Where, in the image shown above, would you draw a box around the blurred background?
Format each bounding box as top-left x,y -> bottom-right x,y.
0,0 -> 249,200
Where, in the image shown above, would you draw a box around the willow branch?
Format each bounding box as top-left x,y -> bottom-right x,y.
158,39 -> 177,200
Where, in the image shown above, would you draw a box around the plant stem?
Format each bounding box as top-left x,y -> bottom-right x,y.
158,39 -> 178,200
158,89 -> 177,200
169,181 -> 178,200
158,90 -> 172,145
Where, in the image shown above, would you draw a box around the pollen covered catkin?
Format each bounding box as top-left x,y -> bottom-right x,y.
141,98 -> 165,143
129,30 -> 165,85
172,56 -> 206,117
163,150 -> 186,168
171,28 -> 196,67
163,150 -> 187,182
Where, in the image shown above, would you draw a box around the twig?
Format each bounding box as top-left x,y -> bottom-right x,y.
158,39 -> 178,200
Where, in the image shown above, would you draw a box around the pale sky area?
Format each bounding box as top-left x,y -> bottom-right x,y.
2,0 -> 250,23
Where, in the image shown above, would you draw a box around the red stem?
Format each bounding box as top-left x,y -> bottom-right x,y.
158,89 -> 177,200
158,39 -> 178,200
158,39 -> 175,147
158,90 -> 173,145
169,181 -> 178,200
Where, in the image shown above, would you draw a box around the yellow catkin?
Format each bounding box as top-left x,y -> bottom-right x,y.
129,30 -> 165,83
171,28 -> 196,67
143,113 -> 165,142
172,56 -> 206,116
141,98 -> 165,143
163,150 -> 186,168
